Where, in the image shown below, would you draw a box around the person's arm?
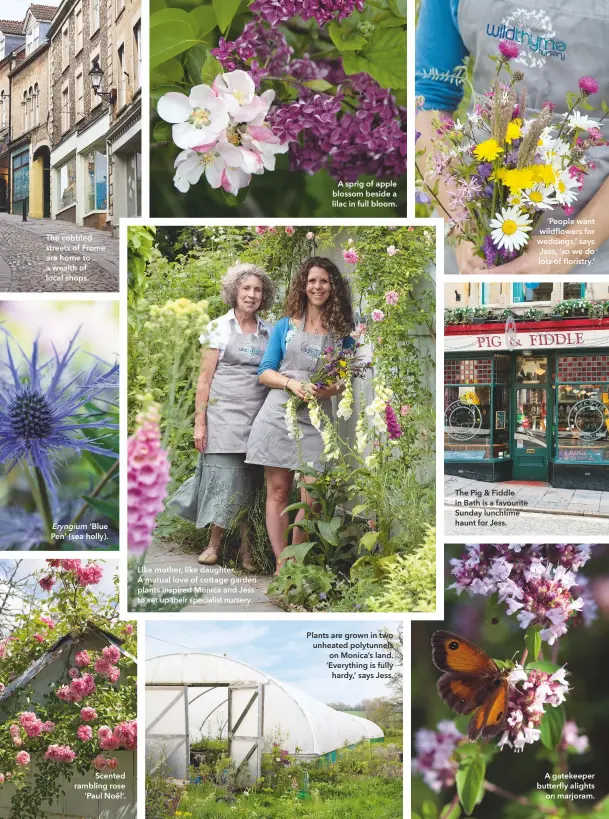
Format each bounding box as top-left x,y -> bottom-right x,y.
194,348 -> 219,452
489,178 -> 609,273
315,335 -> 354,399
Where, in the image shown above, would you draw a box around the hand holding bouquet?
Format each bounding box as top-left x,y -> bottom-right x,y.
417,42 -> 607,266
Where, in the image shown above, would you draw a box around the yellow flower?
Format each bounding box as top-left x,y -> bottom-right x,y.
338,360 -> 347,367
474,138 -> 503,161
505,118 -> 522,144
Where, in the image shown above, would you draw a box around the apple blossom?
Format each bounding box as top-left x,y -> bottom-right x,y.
157,86 -> 229,149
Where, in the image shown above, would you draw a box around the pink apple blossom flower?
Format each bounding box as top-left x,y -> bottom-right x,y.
385,290 -> 399,305
128,404 -> 171,555
15,751 -> 30,766
371,309 -> 385,322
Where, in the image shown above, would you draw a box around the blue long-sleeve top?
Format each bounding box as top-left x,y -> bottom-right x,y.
416,0 -> 469,111
258,316 -> 355,374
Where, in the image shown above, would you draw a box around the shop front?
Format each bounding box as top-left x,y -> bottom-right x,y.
445,319 -> 609,490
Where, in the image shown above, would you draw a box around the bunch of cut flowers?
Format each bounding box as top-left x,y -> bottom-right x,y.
418,41 -> 607,266
285,343 -> 370,440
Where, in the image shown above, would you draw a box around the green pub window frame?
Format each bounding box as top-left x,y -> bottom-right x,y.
444,350 -> 609,489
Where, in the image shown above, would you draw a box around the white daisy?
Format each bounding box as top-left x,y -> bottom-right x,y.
489,207 -> 533,252
567,112 -> 600,132
535,126 -> 556,152
554,170 -> 580,206
522,184 -> 558,211
542,138 -> 571,165
508,191 -> 525,208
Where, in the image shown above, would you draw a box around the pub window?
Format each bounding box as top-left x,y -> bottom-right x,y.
512,282 -> 554,303
556,355 -> 609,464
563,283 -> 586,300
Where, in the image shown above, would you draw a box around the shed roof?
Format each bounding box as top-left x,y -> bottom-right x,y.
0,621 -> 134,704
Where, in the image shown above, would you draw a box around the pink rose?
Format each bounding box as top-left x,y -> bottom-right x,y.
69,668 -> 80,679
95,658 -> 112,677
342,248 -> 359,265
39,575 -> 55,591
371,309 -> 385,322
102,645 -> 121,664
108,666 -> 120,683
80,707 -> 97,722
39,615 -> 55,629
45,744 -> 76,763
268,226 -> 277,234
386,245 -> 398,256
75,650 -> 91,668
15,751 -> 30,766
122,625 -> 134,635
76,564 -> 103,587
42,721 -> 55,733
285,226 -> 294,235
93,755 -> 108,770
77,725 -> 93,742
306,232 -> 315,240
255,226 -> 266,235
33,634 -> 45,643
107,758 -> 119,770
0,773 -> 4,783
384,290 -> 399,305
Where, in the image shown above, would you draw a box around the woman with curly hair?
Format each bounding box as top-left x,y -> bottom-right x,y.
170,263 -> 275,568
246,256 -> 354,573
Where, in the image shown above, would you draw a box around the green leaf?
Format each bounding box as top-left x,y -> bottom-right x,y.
351,503 -> 368,516
342,27 -> 406,89
190,5 -> 217,38
540,705 -> 565,751
212,0 -> 241,34
377,15 -> 407,28
281,501 -> 313,515
456,754 -> 485,816
81,495 -> 119,523
201,53 -> 224,85
150,9 -> 200,68
421,801 -> 439,819
360,531 -> 379,550
524,627 -> 542,662
302,79 -> 334,92
440,803 -> 462,819
317,517 -> 341,546
601,98 -> 609,115
152,121 -> 172,142
277,542 -> 317,563
151,58 -> 185,84
389,0 -> 407,17
526,660 -> 559,674
328,21 -> 368,51
185,44 -> 208,87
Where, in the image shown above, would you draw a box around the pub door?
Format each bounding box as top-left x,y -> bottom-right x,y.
512,386 -> 550,481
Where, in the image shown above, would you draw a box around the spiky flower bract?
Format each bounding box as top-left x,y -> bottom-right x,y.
0,330 -> 119,505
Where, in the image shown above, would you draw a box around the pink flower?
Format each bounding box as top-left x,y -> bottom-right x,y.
400,405 -> 410,416
20,712 -> 43,738
95,658 -> 112,677
0,774 -> 4,783
93,754 -> 109,770
561,721 -> 589,754
77,725 -> 93,742
42,721 -> 55,733
75,650 -> 90,668
33,634 -> 45,643
113,720 -> 137,751
45,744 -> 76,763
98,726 -> 113,741
39,575 -> 55,591
128,405 -> 171,555
542,101 -> 556,112
386,245 -> 398,256
122,625 -> 134,635
255,226 -> 266,235
39,615 -> 55,629
9,725 -> 20,738
499,40 -> 520,60
342,248 -> 359,265
579,76 -> 599,96
60,560 -> 82,571
385,403 -> 402,440
69,668 -> 80,679
268,226 -> 277,233
12,737 -> 22,748
107,758 -> 119,770
371,309 -> 385,322
102,645 -> 121,664
76,564 -> 103,587
408,226 -> 414,231
15,751 -> 30,766
80,707 -> 97,722
385,290 -> 399,305
108,666 -> 121,683
285,226 -> 294,235
306,232 -> 315,240
563,205 -> 575,216
413,721 -> 463,792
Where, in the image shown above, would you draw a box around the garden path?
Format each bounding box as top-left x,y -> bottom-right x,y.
145,541 -> 282,612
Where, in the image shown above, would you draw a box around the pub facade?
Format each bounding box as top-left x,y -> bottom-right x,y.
444,282 -> 609,491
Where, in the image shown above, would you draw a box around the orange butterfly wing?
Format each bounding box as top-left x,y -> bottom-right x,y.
431,631 -> 499,675
468,677 -> 509,741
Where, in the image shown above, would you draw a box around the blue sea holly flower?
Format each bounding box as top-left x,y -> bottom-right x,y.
0,330 -> 119,501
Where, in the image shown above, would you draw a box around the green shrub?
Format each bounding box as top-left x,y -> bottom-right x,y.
367,526 -> 436,612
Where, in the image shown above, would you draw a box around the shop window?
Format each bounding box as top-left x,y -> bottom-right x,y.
444,358 -> 492,385
494,355 -> 511,384
556,384 -> 609,463
58,158 -> 76,210
515,355 -> 548,384
563,283 -> 586,300
557,355 -> 609,383
85,149 -> 107,213
445,386 -> 492,461
512,282 -> 553,303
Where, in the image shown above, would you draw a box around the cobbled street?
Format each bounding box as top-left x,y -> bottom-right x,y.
0,212 -> 119,292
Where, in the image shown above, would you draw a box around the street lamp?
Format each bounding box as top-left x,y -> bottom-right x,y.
89,58 -> 116,104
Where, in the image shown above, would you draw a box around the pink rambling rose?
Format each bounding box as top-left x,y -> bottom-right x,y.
76,564 -> 103,587
77,725 -> 93,742
94,658 -> 112,677
385,290 -> 399,305
342,248 -> 359,265
268,226 -> 277,233
9,725 -> 20,738
102,645 -> 121,664
285,226 -> 294,235
98,726 -> 113,741
80,707 -> 97,722
128,405 -> 171,555
45,745 -> 76,763
371,309 -> 385,322
60,560 -> 82,571
0,774 -> 4,783
12,737 -> 22,747
75,650 -> 91,668
39,575 -> 55,591
306,232 -> 315,240
39,615 -> 55,629
255,226 -> 266,235
69,668 -> 80,679
33,634 -> 45,643
15,752 -> 30,766
108,666 -> 120,684
107,758 -> 119,770
42,721 -> 55,733
93,755 -> 108,770
122,625 -> 134,635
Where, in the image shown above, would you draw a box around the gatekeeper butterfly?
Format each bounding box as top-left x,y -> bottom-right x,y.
431,630 -> 510,741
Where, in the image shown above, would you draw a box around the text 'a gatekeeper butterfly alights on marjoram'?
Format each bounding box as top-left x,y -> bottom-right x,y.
432,630 -> 512,742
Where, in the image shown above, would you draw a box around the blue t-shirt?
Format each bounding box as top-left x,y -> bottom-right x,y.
258,316 -> 355,374
416,0 -> 469,112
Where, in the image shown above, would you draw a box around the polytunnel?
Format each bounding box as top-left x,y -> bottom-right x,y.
146,652 -> 384,782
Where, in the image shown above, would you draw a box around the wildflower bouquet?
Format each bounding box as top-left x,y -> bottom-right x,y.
417,42 -> 606,266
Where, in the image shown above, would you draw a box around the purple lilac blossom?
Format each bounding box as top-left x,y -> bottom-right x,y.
250,0 -> 365,27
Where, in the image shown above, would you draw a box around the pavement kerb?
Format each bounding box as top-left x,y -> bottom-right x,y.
444,501 -> 609,518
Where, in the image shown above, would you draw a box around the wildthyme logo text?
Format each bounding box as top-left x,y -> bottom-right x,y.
486,24 -> 567,61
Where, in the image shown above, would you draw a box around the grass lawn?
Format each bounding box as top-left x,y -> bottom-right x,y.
178,776 -> 402,818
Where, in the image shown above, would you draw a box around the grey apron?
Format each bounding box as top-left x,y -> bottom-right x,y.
445,0 -> 609,272
206,319 -> 269,453
246,317 -> 334,471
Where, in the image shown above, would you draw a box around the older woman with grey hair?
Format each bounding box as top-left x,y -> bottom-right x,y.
169,263 -> 275,568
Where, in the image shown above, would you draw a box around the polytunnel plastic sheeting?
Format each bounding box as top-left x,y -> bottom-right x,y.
146,653 -> 383,757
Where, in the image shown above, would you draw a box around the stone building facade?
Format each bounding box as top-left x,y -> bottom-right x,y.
445,282 -> 609,312
0,20 -> 26,212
